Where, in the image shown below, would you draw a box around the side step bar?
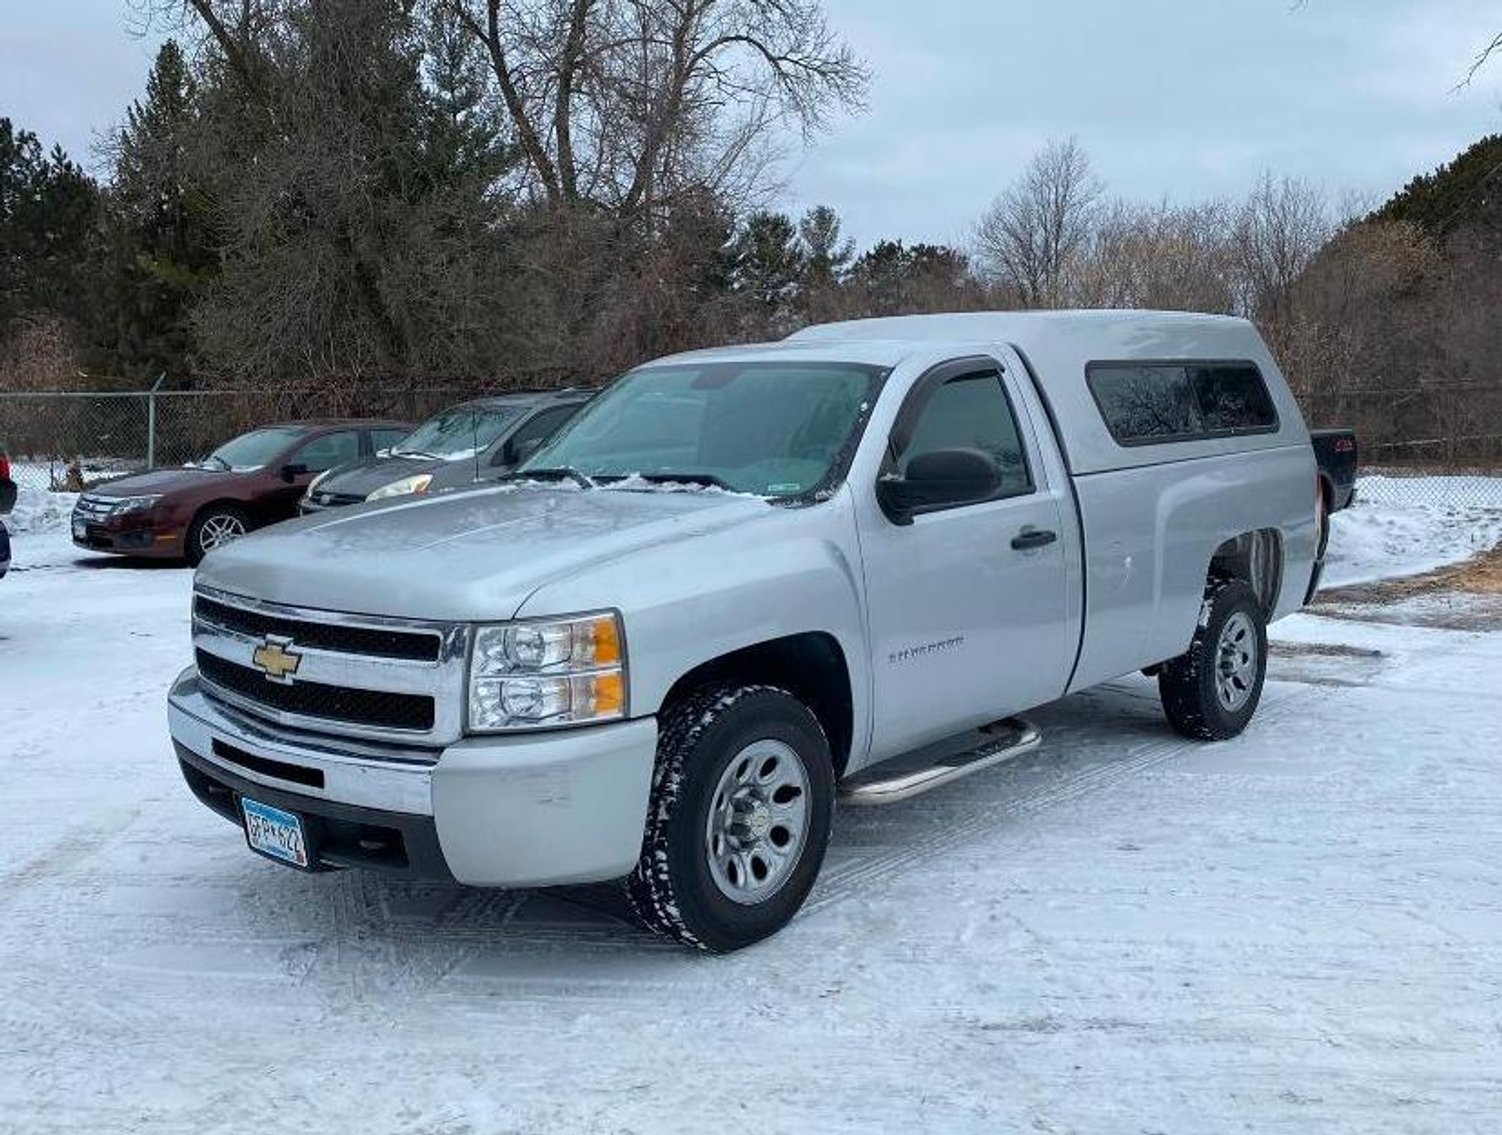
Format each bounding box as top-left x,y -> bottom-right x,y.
839,717 -> 1042,807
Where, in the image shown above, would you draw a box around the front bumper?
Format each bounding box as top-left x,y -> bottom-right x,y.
167,667 -> 658,887
72,511 -> 180,557
298,491 -> 364,515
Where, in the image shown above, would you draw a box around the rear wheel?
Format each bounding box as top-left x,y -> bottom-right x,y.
186,505 -> 250,566
1158,579 -> 1267,741
628,685 -> 835,952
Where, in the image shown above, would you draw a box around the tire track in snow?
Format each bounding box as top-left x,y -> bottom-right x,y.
805,683 -> 1320,915
0,807 -> 141,910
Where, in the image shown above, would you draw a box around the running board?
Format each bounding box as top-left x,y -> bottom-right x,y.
839,717 -> 1042,806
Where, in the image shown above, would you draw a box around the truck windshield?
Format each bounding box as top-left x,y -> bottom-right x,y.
394,405 -> 519,460
521,361 -> 885,497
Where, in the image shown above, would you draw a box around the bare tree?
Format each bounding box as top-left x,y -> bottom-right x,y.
1466,31 -> 1502,82
1233,172 -> 1332,333
1067,199 -> 1237,313
975,137 -> 1103,308
440,0 -> 868,219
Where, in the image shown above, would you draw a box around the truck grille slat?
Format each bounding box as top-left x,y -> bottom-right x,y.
194,596 -> 441,662
196,650 -> 436,733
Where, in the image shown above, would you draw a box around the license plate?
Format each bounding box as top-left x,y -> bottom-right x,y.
241,797 -> 311,869
72,519 -> 86,540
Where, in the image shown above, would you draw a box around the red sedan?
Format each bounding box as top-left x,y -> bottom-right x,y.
71,420 -> 410,565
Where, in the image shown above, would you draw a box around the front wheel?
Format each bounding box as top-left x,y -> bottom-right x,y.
1158,579 -> 1268,741
186,505 -> 250,566
628,685 -> 835,952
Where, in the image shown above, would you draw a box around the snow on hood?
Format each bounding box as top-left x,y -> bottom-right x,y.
194,481 -> 770,621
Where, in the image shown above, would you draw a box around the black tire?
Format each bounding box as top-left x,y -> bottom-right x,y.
1316,481 -> 1332,558
1158,579 -> 1268,741
186,504 -> 251,566
627,684 -> 835,953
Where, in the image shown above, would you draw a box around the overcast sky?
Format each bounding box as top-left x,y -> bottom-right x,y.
3,0 -> 1500,248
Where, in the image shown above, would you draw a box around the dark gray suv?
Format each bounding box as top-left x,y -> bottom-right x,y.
299,389 -> 595,514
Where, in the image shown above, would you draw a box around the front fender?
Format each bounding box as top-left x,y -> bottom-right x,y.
516,494 -> 871,759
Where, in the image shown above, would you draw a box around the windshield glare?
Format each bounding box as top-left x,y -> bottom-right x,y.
522,362 -> 883,496
395,405 -> 519,460
202,427 -> 304,471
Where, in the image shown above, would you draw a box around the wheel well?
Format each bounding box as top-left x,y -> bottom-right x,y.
660,633 -> 855,775
1209,528 -> 1283,616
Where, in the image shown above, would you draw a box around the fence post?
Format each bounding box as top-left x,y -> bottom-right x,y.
146,373 -> 166,469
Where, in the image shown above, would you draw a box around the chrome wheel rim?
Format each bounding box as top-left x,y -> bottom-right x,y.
1215,611 -> 1258,712
705,739 -> 811,905
199,514 -> 247,552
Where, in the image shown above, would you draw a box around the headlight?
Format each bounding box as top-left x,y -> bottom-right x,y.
367,473 -> 433,501
110,494 -> 162,515
468,612 -> 626,732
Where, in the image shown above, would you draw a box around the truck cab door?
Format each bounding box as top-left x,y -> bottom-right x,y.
856,357 -> 1075,761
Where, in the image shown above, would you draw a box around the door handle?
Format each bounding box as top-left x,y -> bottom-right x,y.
1011,526 -> 1058,551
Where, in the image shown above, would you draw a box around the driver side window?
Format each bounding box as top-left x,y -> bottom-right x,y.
294,430 -> 362,473
898,371 -> 1034,499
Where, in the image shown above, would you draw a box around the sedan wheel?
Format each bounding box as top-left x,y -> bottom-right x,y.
187,506 -> 251,566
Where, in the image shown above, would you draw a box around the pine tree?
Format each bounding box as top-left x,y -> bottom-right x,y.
105,39 -> 219,381
798,206 -> 854,289
729,211 -> 807,317
1371,134 -> 1502,241
0,119 -> 100,331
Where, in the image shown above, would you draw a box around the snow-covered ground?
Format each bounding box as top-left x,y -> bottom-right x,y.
1323,476 -> 1502,589
2,489 -> 1501,1133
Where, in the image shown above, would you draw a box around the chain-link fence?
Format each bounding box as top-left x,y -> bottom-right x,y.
1298,381 -> 1502,508
0,385 -> 494,493
1354,467 -> 1502,510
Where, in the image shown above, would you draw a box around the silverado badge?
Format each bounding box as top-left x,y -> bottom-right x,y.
251,636 -> 302,684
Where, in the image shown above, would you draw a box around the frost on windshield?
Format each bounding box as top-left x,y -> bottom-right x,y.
520,360 -> 885,497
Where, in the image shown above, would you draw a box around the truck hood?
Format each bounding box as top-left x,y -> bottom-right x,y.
195,482 -> 770,621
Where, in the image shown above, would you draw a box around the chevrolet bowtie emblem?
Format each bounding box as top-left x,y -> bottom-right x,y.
251,636 -> 302,683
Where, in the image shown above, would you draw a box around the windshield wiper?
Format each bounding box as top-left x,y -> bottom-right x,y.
511,466 -> 596,489
393,449 -> 444,460
201,455 -> 230,471
635,472 -> 734,491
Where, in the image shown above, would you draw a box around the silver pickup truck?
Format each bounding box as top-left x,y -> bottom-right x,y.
167,311 -> 1320,951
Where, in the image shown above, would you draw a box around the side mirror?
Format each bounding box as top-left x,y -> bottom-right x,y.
877,448 -> 1001,526
280,462 -> 310,483
515,437 -> 545,464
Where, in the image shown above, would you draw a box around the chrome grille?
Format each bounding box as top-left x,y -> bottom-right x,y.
191,586 -> 468,746
196,651 -> 436,731
194,594 -> 441,662
74,494 -> 118,520
308,490 -> 366,508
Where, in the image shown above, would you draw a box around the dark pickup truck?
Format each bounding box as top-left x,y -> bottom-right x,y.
1,445 -> 14,579
1312,428 -> 1358,515
1309,428 -> 1357,599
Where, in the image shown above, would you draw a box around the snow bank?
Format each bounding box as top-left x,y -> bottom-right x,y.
1322,475 -> 1502,589
5,481 -> 78,534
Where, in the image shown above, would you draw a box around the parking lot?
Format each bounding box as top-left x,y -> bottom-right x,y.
3,485 -> 1501,1134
